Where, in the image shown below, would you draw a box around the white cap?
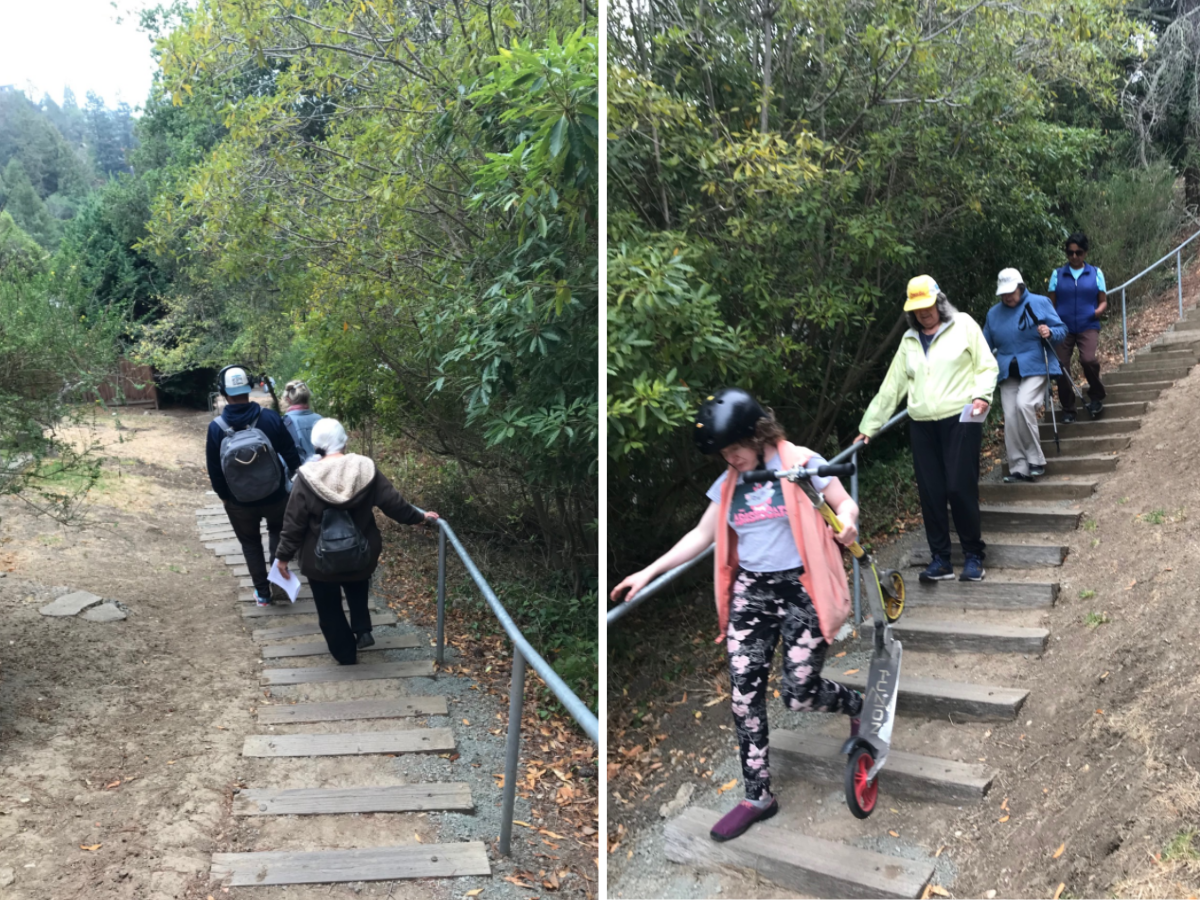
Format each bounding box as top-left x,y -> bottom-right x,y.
221,366 -> 253,396
996,268 -> 1024,295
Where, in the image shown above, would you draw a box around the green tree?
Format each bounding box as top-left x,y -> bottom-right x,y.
2,158 -> 59,250
0,210 -> 48,276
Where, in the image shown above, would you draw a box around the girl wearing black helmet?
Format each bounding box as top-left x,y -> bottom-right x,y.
610,387 -> 862,842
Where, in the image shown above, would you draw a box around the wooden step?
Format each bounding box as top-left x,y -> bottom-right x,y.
1168,317 -> 1200,331
979,479 -> 1098,502
862,620 -> 1049,654
1106,367 -> 1190,385
1052,400 -> 1146,416
772,731 -> 995,804
1122,356 -> 1197,370
1002,454 -> 1117,476
252,613 -> 397,642
834,671 -> 1028,722
211,842 -> 490,886
664,808 -> 934,899
260,660 -> 434,685
980,504 -> 1082,532
242,728 -> 455,757
241,586 -> 314,602
257,696 -> 448,725
233,783 -> 473,816
1038,418 -> 1140,438
1101,387 -> 1163,403
908,543 -> 1066,569
904,578 -> 1057,609
1153,333 -> 1200,348
240,574 -> 307,587
209,537 -> 270,554
261,634 -> 422,658
224,552 -> 270,565
241,598 -> 386,618
1042,435 -> 1130,454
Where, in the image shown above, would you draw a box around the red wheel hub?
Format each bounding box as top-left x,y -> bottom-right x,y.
854,751 -> 878,811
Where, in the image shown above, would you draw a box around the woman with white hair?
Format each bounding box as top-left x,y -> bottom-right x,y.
275,418 -> 439,663
282,380 -> 323,462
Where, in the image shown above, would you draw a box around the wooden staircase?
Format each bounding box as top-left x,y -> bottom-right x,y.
193,507 -> 492,889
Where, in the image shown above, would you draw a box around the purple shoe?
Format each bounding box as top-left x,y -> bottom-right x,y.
709,797 -> 779,842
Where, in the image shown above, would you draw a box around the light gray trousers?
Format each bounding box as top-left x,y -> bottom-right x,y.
1000,375 -> 1048,476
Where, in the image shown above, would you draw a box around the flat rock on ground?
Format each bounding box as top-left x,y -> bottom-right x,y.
37,589 -> 103,617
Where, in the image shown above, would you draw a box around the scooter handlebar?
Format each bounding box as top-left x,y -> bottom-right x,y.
742,462 -> 856,482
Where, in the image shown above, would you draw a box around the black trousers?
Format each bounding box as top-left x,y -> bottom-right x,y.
224,497 -> 287,597
310,579 -> 373,665
909,415 -> 985,560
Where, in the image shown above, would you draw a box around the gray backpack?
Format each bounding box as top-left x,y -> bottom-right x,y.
216,408 -> 283,503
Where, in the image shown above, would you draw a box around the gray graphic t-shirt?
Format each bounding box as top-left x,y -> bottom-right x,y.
706,452 -> 831,573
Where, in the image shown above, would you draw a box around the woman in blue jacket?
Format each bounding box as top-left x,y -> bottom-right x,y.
983,269 -> 1067,482
1048,232 -> 1107,421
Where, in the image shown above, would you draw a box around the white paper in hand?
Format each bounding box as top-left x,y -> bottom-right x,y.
268,559 -> 302,603
960,402 -> 989,424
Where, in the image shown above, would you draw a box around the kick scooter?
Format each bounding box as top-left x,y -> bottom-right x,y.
742,459 -> 904,818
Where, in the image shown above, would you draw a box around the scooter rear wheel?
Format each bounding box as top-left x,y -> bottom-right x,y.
845,746 -> 878,819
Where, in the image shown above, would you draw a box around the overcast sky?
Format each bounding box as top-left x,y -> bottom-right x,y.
0,1 -> 159,108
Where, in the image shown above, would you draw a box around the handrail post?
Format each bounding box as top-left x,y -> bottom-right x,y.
499,648 -> 526,856
436,526 -> 447,666
1178,249 -> 1184,319
851,446 -> 861,625
1122,287 -> 1128,363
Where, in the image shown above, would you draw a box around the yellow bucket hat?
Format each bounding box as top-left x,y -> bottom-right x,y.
904,275 -> 940,311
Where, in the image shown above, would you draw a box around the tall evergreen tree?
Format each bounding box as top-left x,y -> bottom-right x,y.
2,159 -> 59,249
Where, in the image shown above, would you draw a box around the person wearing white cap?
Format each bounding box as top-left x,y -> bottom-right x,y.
982,269 -> 1067,482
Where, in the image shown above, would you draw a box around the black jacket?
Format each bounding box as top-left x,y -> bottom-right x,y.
205,401 -> 303,506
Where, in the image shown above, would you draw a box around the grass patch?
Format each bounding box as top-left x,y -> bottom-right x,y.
1142,509 -> 1168,525
1083,518 -> 1098,532
1079,589 -> 1096,600
1162,829 -> 1200,862
1118,496 -> 1130,505
1083,611 -> 1110,628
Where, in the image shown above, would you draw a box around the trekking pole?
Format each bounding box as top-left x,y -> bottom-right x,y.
1042,340 -> 1060,455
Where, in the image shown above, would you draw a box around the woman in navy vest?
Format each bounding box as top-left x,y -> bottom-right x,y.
1047,232 -> 1107,422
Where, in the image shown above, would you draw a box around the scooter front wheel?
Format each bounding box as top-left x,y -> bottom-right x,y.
845,746 -> 878,819
885,571 -> 905,623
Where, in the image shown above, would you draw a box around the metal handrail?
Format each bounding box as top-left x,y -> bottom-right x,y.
606,409 -> 911,627
1110,226 -> 1200,362
426,516 -> 598,857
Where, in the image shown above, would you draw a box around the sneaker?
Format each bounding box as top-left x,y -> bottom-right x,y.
918,556 -> 955,583
1030,465 -> 1046,477
1087,399 -> 1104,418
709,797 -> 779,842
1061,411 -> 1077,424
1003,472 -> 1036,483
254,590 -> 273,607
356,631 -> 375,650
959,554 -> 986,582
270,583 -> 288,604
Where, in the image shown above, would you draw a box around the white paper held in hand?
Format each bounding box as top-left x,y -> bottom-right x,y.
268,559 -> 302,603
959,402 -> 989,424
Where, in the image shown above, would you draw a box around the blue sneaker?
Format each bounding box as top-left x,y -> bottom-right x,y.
959,554 -> 986,582
254,590 -> 273,607
918,556 -> 955,583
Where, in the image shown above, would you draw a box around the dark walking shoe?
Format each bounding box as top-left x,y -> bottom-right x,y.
356,631 -> 375,650
709,797 -> 778,842
918,556 -> 955,583
1003,472 -> 1036,483
1087,399 -> 1104,418
1030,465 -> 1046,477
959,554 -> 986,582
1061,411 -> 1077,424
269,583 -> 288,604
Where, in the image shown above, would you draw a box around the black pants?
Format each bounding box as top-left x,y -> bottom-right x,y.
225,497 -> 287,597
310,579 -> 373,665
909,416 -> 985,560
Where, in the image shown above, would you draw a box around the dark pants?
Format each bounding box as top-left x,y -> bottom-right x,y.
1054,330 -> 1104,413
310,579 -> 373,665
225,497 -> 287,598
910,416 -> 985,560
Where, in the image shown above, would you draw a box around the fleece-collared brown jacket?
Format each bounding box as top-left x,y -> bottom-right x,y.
275,453 -> 425,582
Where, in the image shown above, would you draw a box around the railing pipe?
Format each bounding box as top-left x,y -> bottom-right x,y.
435,527 -> 447,666
607,409 -> 910,628
1108,227 -> 1200,294
1178,250 -> 1184,319
850,446 -> 861,625
1122,287 -> 1128,363
499,648 -> 526,856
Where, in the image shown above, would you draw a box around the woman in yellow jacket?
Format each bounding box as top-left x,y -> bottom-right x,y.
856,276 -> 999,583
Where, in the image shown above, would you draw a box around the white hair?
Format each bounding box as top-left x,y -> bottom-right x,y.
310,418 -> 348,455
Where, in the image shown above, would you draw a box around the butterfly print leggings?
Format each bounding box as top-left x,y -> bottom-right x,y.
727,567 -> 862,801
